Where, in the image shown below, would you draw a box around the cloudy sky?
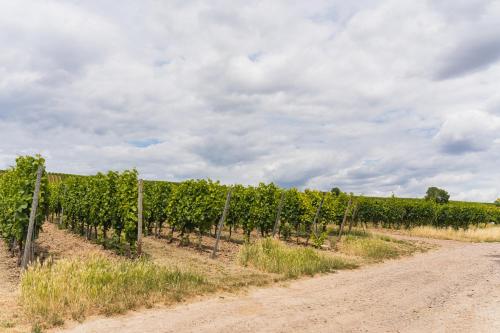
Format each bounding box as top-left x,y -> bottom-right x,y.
1,0 -> 499,202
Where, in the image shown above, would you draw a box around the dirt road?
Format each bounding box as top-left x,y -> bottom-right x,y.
0,244 -> 22,330
58,239 -> 500,333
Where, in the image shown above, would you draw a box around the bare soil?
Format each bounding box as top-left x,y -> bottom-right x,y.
0,243 -> 22,332
55,238 -> 500,333
142,236 -> 280,291
35,223 -> 118,260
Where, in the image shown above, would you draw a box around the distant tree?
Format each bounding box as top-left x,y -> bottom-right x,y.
330,187 -> 341,196
425,187 -> 450,204
495,198 -> 500,207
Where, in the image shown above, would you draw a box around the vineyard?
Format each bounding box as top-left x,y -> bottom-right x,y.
1,155 -> 499,259
1,154 -> 500,331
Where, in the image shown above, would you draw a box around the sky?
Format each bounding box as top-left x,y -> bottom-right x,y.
1,0 -> 499,202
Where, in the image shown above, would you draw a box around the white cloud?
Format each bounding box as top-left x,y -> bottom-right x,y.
0,0 -> 499,202
435,110 -> 500,154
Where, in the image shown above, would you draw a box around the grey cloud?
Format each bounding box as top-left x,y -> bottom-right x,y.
191,137 -> 266,166
434,110 -> 500,156
268,157 -> 332,189
434,34 -> 500,80
439,139 -> 485,155
275,166 -> 327,189
430,0 -> 491,22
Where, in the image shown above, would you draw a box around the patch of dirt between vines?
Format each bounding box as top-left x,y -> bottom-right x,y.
35,222 -> 119,261
141,234 -> 282,293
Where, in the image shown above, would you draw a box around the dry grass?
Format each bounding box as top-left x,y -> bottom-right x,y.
239,238 -> 358,278
400,225 -> 500,242
20,256 -> 211,328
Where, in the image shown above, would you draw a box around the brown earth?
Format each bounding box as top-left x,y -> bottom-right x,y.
35,222 -> 119,260
55,238 -> 500,333
0,243 -> 22,332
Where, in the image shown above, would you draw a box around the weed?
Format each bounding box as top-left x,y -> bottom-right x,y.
310,231 -> 329,248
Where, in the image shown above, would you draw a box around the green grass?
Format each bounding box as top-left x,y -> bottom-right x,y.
239,238 -> 358,278
327,226 -> 372,238
337,234 -> 420,261
20,256 -> 211,328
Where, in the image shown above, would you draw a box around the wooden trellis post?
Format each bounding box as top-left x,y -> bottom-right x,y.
272,192 -> 285,238
348,203 -> 359,233
59,183 -> 67,226
311,191 -> 326,237
137,179 -> 144,256
21,165 -> 43,270
338,197 -> 353,240
211,189 -> 232,259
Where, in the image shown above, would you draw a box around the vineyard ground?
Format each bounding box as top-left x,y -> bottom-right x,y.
0,241 -> 22,333
2,224 -> 496,332
52,236 -> 500,333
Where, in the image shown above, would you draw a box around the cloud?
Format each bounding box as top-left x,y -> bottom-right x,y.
434,110 -> 500,155
434,33 -> 500,80
432,0 -> 500,80
0,0 -> 499,202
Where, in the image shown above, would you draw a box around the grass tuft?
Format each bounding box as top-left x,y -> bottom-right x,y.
239,238 -> 358,278
20,256 -> 211,328
337,234 -> 420,262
